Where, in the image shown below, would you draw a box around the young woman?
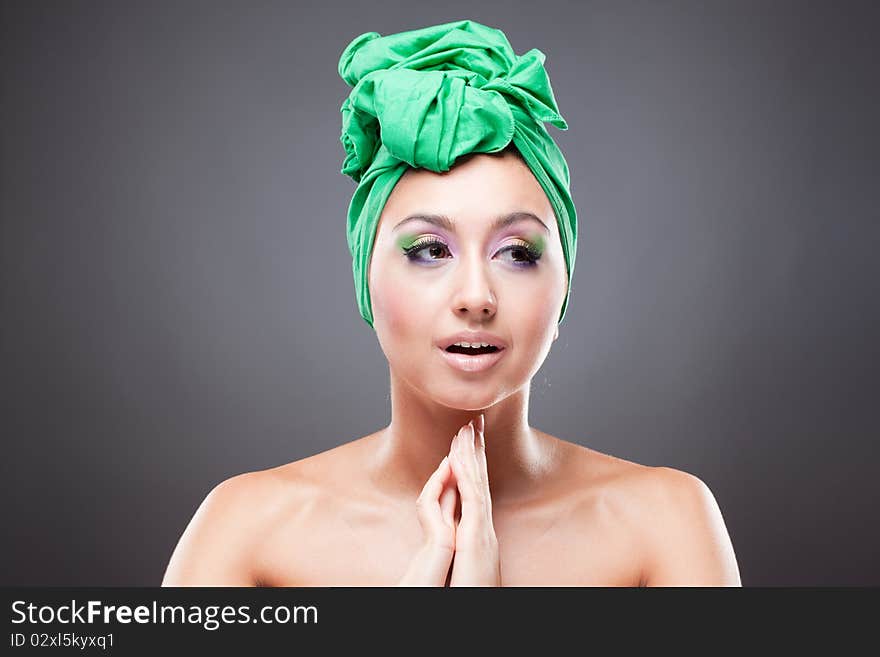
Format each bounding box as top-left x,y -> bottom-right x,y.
162,20 -> 741,587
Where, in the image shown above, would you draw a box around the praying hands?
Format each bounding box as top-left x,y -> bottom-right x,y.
398,414 -> 502,587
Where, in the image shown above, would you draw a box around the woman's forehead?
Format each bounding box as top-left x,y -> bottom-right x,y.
379,152 -> 554,232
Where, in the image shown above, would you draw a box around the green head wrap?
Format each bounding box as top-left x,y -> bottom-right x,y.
338,19 -> 577,328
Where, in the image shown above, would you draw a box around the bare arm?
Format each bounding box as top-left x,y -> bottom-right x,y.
641,468 -> 742,587
161,473 -> 265,586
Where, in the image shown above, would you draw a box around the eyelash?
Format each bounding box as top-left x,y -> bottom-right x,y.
402,237 -> 541,268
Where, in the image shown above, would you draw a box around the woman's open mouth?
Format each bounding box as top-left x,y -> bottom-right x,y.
439,344 -> 506,373
445,344 -> 500,356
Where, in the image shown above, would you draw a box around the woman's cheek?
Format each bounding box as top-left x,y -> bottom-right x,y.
372,269 -> 426,346
515,269 -> 563,315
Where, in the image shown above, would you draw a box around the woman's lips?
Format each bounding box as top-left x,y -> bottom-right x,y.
438,346 -> 506,373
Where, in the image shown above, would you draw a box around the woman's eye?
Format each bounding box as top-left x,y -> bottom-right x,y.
498,244 -> 541,266
403,239 -> 451,263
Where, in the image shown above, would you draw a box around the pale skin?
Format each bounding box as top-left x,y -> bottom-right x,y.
162,149 -> 741,587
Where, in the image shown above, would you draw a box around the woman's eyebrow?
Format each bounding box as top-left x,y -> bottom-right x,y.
392,211 -> 550,234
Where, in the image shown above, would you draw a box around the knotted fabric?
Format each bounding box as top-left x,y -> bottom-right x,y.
338,19 -> 577,327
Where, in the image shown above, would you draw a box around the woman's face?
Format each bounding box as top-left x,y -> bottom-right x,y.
368,150 -> 568,410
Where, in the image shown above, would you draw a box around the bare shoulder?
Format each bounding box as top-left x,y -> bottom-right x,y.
594,454 -> 741,587
545,436 -> 741,586
631,465 -> 742,586
161,436 -> 375,586
161,469 -> 289,586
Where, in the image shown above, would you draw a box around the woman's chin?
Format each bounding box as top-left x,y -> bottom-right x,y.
429,388 -> 504,412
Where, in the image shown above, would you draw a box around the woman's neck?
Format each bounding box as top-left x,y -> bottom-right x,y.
368,369 -> 556,507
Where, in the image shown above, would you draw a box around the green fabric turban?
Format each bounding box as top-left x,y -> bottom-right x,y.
338,19 -> 577,328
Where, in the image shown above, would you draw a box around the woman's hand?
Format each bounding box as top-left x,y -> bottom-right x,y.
398,455 -> 459,586
447,414 -> 502,587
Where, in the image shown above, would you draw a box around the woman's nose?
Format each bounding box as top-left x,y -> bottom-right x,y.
451,255 -> 497,319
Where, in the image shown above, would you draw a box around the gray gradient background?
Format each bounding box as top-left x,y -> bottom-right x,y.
2,0 -> 877,586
